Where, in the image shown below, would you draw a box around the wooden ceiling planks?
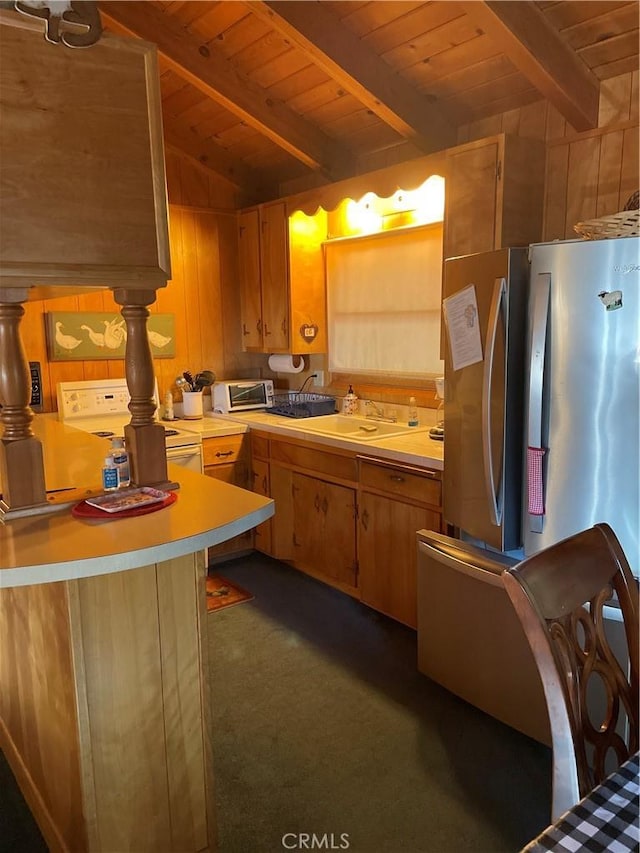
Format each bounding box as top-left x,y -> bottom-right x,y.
97,0 -> 638,199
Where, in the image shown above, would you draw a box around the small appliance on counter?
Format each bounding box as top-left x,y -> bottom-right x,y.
212,379 -> 274,413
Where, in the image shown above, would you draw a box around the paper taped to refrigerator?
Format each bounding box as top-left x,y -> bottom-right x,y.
442,284 -> 483,370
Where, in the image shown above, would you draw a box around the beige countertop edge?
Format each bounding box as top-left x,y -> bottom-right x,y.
0,496 -> 274,588
215,412 -> 445,471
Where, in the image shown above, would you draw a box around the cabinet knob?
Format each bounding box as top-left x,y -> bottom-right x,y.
390,475 -> 405,483
242,323 -> 250,336
216,450 -> 234,458
321,497 -> 328,514
314,493 -> 321,512
361,508 -> 369,530
257,319 -> 262,333
264,323 -> 271,336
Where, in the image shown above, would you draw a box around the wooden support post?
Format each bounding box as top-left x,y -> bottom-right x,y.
0,293 -> 47,514
113,288 -> 171,488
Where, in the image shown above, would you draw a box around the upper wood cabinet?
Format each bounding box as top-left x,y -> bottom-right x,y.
238,201 -> 327,355
0,13 -> 170,294
443,134 -> 545,261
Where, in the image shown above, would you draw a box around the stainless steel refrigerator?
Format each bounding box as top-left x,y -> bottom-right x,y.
524,236 -> 639,571
417,237 -> 639,743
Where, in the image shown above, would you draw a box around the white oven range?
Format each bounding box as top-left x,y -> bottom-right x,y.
56,379 -> 204,474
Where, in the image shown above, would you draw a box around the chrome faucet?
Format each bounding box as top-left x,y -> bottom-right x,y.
365,400 -> 397,423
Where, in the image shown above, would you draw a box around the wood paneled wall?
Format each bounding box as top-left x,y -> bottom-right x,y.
457,70 -> 639,239
19,153 -> 263,413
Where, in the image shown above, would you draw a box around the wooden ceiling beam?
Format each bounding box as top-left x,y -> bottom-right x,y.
99,1 -> 354,180
250,0 -> 456,154
461,0 -> 600,131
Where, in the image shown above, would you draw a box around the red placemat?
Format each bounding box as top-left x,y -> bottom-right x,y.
72,490 -> 177,519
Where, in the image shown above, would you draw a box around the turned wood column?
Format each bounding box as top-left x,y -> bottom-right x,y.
0,292 -> 47,511
113,288 -> 169,488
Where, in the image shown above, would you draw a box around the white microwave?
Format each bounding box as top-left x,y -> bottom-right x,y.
212,379 -> 274,413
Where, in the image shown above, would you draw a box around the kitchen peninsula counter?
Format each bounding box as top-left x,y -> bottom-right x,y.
0,417 -> 274,853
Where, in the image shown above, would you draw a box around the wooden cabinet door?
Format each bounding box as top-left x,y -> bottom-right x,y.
269,463 -> 295,561
292,472 -> 357,589
444,139 -> 499,259
238,209 -> 263,350
251,457 -> 272,555
358,492 -> 441,629
260,201 -> 289,351
205,460 -> 252,558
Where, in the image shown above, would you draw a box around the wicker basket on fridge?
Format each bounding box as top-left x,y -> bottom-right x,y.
574,190 -> 640,240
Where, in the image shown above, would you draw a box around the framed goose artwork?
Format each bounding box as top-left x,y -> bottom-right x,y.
46,312 -> 176,360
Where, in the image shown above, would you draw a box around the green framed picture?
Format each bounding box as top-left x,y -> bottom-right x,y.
46,312 -> 176,360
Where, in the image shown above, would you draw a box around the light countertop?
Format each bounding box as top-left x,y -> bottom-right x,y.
213,410 -> 444,471
0,418 -> 273,588
169,415 -> 248,438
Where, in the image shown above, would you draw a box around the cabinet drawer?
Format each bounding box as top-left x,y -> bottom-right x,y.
202,435 -> 246,467
359,460 -> 441,507
271,438 -> 357,483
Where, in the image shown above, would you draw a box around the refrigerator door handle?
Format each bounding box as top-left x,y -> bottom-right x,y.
482,276 -> 506,527
527,273 -> 551,533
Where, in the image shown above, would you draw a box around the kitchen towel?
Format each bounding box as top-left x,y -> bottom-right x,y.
267,354 -> 304,374
527,446 -> 546,515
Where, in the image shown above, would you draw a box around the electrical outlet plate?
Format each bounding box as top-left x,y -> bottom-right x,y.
314,371 -> 325,387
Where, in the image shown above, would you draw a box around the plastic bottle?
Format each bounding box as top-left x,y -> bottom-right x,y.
408,396 -> 419,427
111,437 -> 131,488
102,456 -> 119,491
342,384 -> 358,415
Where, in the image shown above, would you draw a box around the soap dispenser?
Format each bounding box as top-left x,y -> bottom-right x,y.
342,384 -> 358,415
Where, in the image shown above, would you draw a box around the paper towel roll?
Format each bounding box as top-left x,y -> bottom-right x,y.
267,354 -> 305,374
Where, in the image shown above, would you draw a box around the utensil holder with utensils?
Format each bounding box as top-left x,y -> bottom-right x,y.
182,391 -> 204,419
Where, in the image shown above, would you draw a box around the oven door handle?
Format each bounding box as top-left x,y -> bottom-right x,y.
166,445 -> 201,459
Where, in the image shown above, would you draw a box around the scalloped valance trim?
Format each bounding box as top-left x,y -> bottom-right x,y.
285,150 -> 448,217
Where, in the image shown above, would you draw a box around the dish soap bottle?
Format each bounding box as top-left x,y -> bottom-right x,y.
343,384 -> 358,415
408,396 -> 419,427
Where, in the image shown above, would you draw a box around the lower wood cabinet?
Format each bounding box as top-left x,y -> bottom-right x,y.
248,432 -> 443,627
291,472 -> 357,590
358,458 -> 442,629
203,434 -> 252,561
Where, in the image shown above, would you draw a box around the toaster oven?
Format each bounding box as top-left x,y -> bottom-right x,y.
212,379 -> 274,413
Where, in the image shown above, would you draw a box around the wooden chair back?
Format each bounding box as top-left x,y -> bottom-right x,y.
503,523 -> 639,820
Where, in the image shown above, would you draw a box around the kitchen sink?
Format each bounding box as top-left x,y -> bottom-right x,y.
290,414 -> 429,441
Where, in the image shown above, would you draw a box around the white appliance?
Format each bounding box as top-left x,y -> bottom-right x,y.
212,379 -> 274,413
57,378 -> 204,473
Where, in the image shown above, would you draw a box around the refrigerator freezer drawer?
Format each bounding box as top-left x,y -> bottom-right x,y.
416,533 -> 551,746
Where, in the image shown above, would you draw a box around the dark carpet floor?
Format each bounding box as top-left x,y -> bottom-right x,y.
207,553 -> 552,853
0,552 -> 552,853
